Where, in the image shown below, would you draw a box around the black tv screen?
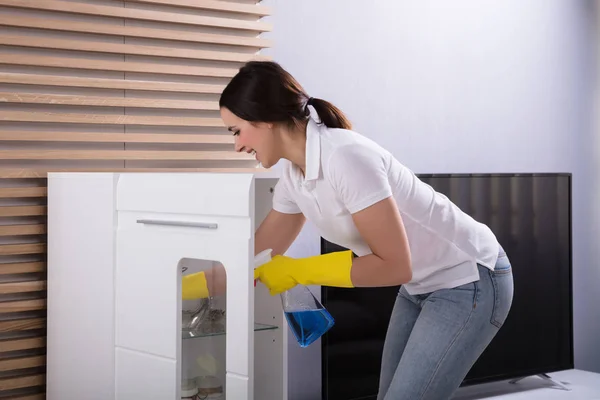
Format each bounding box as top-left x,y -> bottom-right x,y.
321,173 -> 573,400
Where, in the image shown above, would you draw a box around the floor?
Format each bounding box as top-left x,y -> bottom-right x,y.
453,370 -> 600,399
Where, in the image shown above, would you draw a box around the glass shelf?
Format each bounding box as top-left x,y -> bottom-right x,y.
182,322 -> 278,339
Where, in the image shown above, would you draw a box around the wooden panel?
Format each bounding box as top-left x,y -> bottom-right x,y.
0,188 -> 47,198
0,16 -> 271,48
0,35 -> 257,63
0,319 -> 45,333
0,73 -> 226,94
0,131 -> 233,145
126,0 -> 271,16
0,337 -> 45,353
0,111 -> 225,127
0,0 -> 271,395
0,207 -> 46,217
0,281 -> 47,294
0,225 -> 46,236
0,373 -> 45,391
0,263 -> 46,275
0,300 -> 46,313
0,150 -> 252,161
0,92 -> 219,110
0,245 -> 46,257
0,0 -> 272,32
0,55 -> 241,77
0,356 -> 45,372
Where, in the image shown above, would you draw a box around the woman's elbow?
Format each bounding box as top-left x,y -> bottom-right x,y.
388,258 -> 412,285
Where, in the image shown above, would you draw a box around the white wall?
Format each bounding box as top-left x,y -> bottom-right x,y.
261,0 -> 599,398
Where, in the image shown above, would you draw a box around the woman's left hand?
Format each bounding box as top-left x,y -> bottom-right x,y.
254,250 -> 355,296
254,255 -> 300,295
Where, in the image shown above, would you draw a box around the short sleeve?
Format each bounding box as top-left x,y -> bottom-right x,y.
272,178 -> 302,214
327,144 -> 393,214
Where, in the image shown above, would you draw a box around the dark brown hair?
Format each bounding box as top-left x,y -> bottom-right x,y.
219,60 -> 351,130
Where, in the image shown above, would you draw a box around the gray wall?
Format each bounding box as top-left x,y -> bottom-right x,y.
261,1 -> 599,398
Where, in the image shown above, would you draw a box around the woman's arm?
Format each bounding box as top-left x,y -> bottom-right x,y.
349,196 -> 412,286
253,196 -> 412,295
255,209 -> 306,256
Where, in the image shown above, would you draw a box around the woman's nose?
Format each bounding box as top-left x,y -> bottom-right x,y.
234,138 -> 245,153
234,140 -> 253,153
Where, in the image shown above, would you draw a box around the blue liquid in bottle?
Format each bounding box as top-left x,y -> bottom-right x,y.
254,249 -> 336,348
284,308 -> 335,348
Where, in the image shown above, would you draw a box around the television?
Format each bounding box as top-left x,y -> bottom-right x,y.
321,173 -> 573,400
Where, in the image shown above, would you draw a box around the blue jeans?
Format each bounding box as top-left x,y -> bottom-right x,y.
377,250 -> 514,400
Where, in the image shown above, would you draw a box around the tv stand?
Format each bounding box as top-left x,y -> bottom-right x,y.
509,373 -> 571,391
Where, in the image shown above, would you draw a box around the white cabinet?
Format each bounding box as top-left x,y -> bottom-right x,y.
46,172 -> 287,400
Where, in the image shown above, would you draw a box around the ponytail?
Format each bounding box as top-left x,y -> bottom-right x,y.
220,60 -> 352,132
307,97 -> 352,130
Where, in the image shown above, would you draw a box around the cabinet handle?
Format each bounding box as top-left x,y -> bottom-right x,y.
136,219 -> 218,229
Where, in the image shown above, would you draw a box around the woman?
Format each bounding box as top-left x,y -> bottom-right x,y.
184,60 -> 514,400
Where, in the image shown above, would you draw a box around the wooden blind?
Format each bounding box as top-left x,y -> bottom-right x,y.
0,0 -> 271,397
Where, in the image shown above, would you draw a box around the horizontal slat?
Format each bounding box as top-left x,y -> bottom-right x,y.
0,168 -> 265,178
0,92 -> 219,110
0,111 -> 224,127
0,225 -> 46,236
0,55 -> 240,78
0,281 -> 46,293
3,395 -> 44,400
0,15 -> 270,48
0,318 -> 45,333
0,73 -> 226,94
0,150 -> 252,161
0,299 -> 46,313
0,336 -> 45,353
0,35 -> 256,63
0,262 -> 45,275
0,131 -> 233,145
0,0 -> 272,32
0,207 -> 46,217
0,188 -> 47,198
0,356 -> 45,372
0,245 -> 46,256
126,0 -> 271,16
0,373 -> 45,391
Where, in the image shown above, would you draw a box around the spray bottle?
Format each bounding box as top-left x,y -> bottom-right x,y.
254,249 -> 335,348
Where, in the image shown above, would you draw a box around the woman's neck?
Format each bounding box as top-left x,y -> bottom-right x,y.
280,121 -> 308,175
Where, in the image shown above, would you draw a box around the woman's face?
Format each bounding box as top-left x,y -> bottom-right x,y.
220,107 -> 280,168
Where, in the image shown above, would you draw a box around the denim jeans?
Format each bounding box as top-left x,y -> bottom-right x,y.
377,250 -> 514,400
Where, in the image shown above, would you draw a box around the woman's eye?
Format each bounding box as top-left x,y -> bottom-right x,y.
233,130 -> 240,137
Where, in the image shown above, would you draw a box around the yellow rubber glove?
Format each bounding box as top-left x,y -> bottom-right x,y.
253,250 -> 354,295
182,271 -> 209,300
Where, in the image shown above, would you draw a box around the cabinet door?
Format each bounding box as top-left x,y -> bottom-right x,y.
115,220 -> 253,400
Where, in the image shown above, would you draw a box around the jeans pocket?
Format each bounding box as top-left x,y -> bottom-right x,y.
490,266 -> 514,328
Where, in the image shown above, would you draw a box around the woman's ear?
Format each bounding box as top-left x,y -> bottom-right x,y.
250,121 -> 274,130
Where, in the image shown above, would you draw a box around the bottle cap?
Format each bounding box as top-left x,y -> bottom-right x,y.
254,249 -> 272,268
253,249 -> 272,287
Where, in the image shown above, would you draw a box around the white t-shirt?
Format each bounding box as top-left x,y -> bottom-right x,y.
273,117 -> 500,295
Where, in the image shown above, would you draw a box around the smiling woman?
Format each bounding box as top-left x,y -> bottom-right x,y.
208,60 -> 514,400
219,61 -> 351,170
